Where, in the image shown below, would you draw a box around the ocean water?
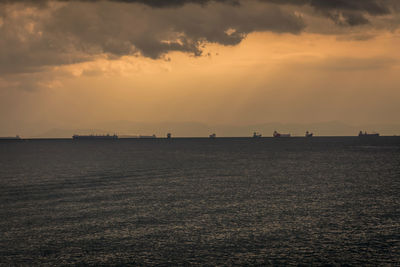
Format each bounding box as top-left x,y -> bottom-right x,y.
0,137 -> 399,265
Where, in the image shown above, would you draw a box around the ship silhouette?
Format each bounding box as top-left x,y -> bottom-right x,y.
253,132 -> 262,138
0,135 -> 21,140
139,134 -> 157,139
358,131 -> 379,137
72,134 -> 118,140
273,131 -> 291,138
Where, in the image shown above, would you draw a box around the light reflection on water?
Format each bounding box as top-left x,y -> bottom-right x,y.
1,137 -> 400,265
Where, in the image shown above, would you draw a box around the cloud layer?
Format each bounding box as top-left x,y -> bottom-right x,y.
0,1 -> 306,75
0,0 -> 399,85
263,0 -> 400,26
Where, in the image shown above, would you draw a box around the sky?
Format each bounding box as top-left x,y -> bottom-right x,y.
1,0 -> 400,136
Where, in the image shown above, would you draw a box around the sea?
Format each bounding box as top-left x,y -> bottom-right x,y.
1,137 -> 399,265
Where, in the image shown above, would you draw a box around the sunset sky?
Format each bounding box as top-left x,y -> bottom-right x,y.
1,0 -> 400,136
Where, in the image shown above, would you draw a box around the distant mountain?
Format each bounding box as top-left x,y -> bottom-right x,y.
29,121 -> 400,138
31,128 -> 109,138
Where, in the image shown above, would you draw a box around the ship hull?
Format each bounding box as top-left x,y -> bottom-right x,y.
73,135 -> 118,140
273,134 -> 291,138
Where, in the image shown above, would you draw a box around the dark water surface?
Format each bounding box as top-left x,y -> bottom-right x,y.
1,137 -> 400,265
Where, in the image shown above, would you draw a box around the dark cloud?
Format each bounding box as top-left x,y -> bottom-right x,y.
0,0 -> 397,15
0,0 -> 239,8
0,0 -> 399,86
0,0 -> 305,76
262,0 -> 398,26
310,0 -> 391,15
262,0 -> 392,15
1,0 -> 398,27
106,0 -> 239,8
310,0 -> 391,26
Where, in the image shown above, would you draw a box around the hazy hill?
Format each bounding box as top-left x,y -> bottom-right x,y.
26,121 -> 400,138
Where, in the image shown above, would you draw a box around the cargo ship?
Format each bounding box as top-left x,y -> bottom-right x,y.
72,134 -> 118,140
358,131 -> 379,137
0,135 -> 21,140
139,134 -> 156,139
273,131 -> 291,138
253,132 -> 262,138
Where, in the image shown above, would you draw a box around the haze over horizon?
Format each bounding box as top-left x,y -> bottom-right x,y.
1,0 -> 400,135
3,120 -> 399,138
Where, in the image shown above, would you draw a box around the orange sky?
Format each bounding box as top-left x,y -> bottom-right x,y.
0,1 -> 400,136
